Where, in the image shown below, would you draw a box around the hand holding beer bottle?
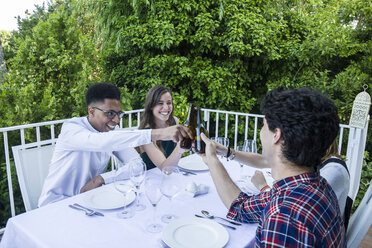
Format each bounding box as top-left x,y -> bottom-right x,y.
180,103 -> 195,150
180,103 -> 208,153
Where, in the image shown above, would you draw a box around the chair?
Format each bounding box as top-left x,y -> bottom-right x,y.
346,179 -> 372,247
12,140 -> 56,211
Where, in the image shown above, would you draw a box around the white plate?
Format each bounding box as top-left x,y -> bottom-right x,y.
162,217 -> 229,248
178,154 -> 209,172
82,184 -> 136,210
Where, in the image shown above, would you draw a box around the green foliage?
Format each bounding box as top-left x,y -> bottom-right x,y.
0,0 -> 102,128
0,31 -> 11,45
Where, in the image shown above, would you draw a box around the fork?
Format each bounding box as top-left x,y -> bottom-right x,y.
69,204 -> 95,216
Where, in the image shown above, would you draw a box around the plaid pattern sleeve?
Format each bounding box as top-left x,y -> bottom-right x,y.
227,191 -> 271,223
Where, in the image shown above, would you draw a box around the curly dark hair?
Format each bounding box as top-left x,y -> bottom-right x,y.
86,83 -> 121,106
260,87 -> 339,168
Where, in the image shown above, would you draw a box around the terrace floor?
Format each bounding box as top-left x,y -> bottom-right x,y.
360,226 -> 372,248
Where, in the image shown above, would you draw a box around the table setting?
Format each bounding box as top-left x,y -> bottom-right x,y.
0,152 -> 276,248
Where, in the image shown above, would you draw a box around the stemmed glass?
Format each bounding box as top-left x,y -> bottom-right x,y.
129,159 -> 147,211
211,137 -> 230,158
145,175 -> 163,233
244,139 -> 257,153
236,145 -> 248,180
114,168 -> 135,219
160,165 -> 181,223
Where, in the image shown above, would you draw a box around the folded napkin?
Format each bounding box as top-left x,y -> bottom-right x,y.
185,182 -> 209,197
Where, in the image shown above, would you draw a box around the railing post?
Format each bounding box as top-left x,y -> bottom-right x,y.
3,132 -> 16,217
346,117 -> 370,201
224,113 -> 229,138
234,115 -> 238,149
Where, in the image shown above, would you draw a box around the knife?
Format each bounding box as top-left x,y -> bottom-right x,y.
195,214 -> 236,230
73,203 -> 104,216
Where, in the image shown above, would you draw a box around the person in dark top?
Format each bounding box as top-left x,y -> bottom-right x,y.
138,85 -> 189,170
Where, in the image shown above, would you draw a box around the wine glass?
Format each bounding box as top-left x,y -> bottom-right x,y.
145,175 -> 163,233
160,165 -> 181,223
129,159 -> 147,211
244,139 -> 257,153
236,145 -> 249,180
114,168 -> 135,219
211,137 -> 230,158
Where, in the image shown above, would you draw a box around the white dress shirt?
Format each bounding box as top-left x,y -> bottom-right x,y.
38,117 -> 152,207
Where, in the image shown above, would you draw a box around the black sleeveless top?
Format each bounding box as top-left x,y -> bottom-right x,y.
141,140 -> 175,170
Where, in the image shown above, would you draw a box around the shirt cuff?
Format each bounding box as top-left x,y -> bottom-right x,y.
100,166 -> 130,184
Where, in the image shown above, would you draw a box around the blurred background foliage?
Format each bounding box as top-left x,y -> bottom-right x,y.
0,0 -> 371,227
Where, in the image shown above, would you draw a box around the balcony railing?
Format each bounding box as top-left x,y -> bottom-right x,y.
0,108 -> 369,234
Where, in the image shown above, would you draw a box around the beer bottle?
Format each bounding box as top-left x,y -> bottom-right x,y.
180,103 -> 196,149
195,107 -> 208,154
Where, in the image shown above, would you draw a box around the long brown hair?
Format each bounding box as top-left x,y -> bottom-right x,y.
138,85 -> 176,153
139,85 -> 176,129
322,138 -> 344,161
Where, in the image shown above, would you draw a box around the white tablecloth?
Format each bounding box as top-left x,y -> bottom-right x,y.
1,154 -> 266,248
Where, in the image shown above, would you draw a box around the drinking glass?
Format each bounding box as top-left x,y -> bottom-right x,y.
129,159 -> 147,211
236,145 -> 249,180
244,139 -> 257,153
160,165 -> 181,223
114,168 -> 135,219
145,175 -> 163,233
211,137 -> 230,158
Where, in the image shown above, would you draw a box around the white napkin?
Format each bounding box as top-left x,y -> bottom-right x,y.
185,182 -> 209,197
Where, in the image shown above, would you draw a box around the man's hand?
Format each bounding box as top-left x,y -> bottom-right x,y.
80,175 -> 104,193
200,133 -> 219,165
151,125 -> 194,143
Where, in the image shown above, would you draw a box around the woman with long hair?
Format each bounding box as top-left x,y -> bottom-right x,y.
138,85 -> 188,170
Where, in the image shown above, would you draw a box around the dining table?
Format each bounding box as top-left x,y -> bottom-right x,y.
0,154 -> 274,248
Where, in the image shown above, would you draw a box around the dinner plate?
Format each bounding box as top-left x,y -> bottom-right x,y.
82,184 -> 136,210
162,217 -> 229,248
178,154 -> 209,172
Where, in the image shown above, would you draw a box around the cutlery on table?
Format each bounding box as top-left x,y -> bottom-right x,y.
194,214 -> 236,230
201,210 -> 241,225
69,203 -> 104,216
178,168 -> 197,176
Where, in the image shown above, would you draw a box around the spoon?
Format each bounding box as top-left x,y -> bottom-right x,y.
201,210 -> 242,225
195,215 -> 236,230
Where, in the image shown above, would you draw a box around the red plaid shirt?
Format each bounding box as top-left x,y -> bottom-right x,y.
228,172 -> 346,247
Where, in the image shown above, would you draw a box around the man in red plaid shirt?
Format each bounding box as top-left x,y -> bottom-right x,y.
201,87 -> 345,247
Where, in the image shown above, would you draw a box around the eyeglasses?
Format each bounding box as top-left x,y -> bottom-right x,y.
93,107 -> 125,119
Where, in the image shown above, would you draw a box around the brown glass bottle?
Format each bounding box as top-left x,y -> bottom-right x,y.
195,107 -> 208,154
180,103 -> 196,149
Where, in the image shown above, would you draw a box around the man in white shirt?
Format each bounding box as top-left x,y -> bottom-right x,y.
38,83 -> 192,207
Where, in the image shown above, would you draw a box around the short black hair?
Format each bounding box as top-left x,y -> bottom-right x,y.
261,87 -> 339,167
86,83 -> 121,106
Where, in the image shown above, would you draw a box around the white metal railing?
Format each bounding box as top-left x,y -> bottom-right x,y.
0,108 -> 369,234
